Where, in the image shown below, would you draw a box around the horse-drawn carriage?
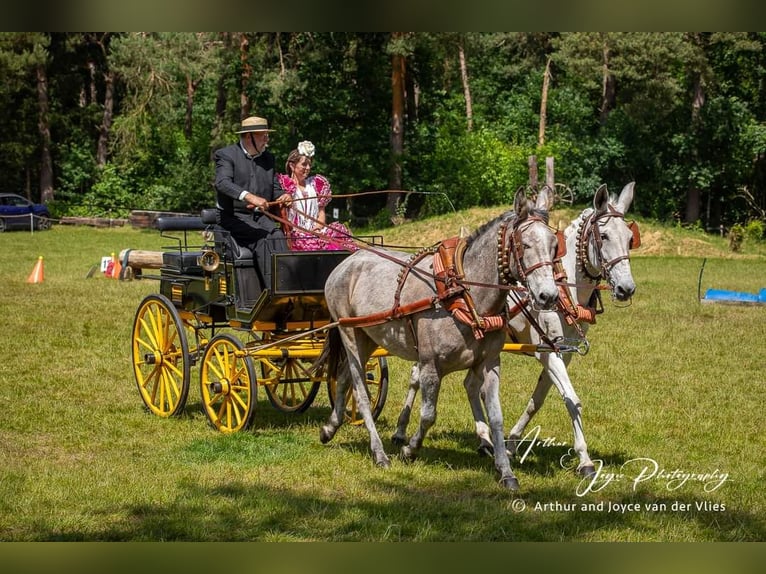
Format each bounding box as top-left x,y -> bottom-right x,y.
127,183 -> 639,490
129,208 -> 389,433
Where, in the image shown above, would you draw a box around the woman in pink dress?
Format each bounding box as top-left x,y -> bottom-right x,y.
276,141 -> 358,251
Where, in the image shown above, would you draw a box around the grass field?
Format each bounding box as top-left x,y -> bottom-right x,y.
1,210 -> 765,542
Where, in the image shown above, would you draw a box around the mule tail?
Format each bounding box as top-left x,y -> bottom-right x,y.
311,326 -> 346,380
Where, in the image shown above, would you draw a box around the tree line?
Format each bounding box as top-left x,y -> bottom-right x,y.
2,32 -> 765,232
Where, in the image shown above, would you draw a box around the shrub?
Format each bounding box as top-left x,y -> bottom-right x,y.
729,223 -> 744,251
744,219 -> 765,242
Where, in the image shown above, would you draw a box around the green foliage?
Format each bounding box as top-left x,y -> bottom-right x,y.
421,125 -> 531,215
744,218 -> 765,241
3,32 -> 766,235
728,223 -> 744,251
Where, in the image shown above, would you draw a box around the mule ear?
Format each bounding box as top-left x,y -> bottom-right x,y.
514,187 -> 529,220
615,181 -> 635,214
535,184 -> 554,211
593,184 -> 609,214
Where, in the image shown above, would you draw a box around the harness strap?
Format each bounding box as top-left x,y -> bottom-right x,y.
434,236 -> 505,339
338,297 -> 436,328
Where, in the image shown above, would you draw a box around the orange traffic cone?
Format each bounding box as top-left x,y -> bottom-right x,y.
112,252 -> 122,280
27,256 -> 44,284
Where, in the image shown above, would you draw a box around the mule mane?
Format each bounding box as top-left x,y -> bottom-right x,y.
465,211 -> 515,246
566,207 -> 592,238
464,207 -> 549,247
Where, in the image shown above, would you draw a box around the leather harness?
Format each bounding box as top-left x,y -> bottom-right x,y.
339,215 -> 553,341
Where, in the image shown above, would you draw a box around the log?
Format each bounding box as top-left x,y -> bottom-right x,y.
119,249 -> 164,270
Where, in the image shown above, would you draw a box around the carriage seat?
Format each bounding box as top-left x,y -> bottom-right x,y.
155,214 -> 211,274
198,208 -> 254,264
201,209 -> 266,308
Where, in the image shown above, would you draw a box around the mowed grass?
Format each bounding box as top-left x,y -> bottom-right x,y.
0,213 -> 765,541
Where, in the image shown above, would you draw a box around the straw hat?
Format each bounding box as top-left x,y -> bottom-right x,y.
235,116 -> 274,133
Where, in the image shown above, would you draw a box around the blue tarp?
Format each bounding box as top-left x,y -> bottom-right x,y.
703,288 -> 766,304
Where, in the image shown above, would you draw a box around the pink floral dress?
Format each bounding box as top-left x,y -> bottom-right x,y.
276,173 -> 358,251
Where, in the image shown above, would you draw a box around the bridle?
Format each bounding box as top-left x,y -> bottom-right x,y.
576,205 -> 640,285
498,212 -> 564,287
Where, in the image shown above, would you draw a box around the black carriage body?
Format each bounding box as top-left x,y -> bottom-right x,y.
131,211 -> 389,432
154,212 -> 352,330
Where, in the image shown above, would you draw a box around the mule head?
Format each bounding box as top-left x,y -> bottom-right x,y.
587,182 -> 637,301
511,187 -> 559,310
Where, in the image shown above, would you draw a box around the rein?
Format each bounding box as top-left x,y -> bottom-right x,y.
264,202 -> 558,341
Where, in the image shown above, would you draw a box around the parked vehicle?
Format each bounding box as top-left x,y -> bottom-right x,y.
0,193 -> 51,232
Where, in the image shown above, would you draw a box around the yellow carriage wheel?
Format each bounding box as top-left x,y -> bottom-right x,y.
262,357 -> 322,413
327,357 -> 389,425
131,294 -> 191,417
200,334 -> 257,433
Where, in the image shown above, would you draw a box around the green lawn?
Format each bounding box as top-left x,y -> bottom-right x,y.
0,217 -> 764,541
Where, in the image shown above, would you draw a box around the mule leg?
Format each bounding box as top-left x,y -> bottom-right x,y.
400,363 -> 440,462
391,364 -> 419,445
507,353 -> 595,478
535,351 -> 595,477
462,370 -> 494,457
476,357 -> 519,490
348,354 -> 391,468
320,360 -> 350,445
507,369 -> 552,456
542,352 -> 595,478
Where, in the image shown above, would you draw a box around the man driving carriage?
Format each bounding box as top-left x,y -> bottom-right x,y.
213,115 -> 292,292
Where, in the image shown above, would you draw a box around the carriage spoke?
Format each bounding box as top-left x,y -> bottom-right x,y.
200,334 -> 256,432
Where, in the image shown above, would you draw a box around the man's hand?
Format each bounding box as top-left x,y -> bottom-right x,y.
244,193 -> 269,211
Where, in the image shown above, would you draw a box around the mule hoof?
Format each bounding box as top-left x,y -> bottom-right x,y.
500,476 -> 520,491
399,445 -> 417,462
391,433 -> 407,446
319,426 -> 334,444
375,454 -> 391,468
578,465 -> 596,479
477,443 -> 494,458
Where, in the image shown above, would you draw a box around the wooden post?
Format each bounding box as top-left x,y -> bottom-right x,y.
545,156 -> 555,190
528,155 -> 538,189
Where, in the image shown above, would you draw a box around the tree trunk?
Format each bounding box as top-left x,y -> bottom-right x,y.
239,33 -> 251,118
684,71 -> 706,223
184,75 -> 199,140
212,32 -> 230,148
88,60 -> 97,104
96,69 -> 114,168
387,35 -> 406,219
458,38 -> 473,132
599,37 -> 615,126
36,63 -> 54,204
538,57 -> 551,146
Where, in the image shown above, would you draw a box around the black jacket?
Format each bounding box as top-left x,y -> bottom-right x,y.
214,143 -> 284,216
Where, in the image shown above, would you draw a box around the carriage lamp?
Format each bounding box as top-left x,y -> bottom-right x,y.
170,283 -> 184,305
199,249 -> 220,272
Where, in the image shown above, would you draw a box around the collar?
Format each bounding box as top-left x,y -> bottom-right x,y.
239,140 -> 262,159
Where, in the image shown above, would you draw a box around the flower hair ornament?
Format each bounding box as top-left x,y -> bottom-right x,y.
297,140 -> 315,157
